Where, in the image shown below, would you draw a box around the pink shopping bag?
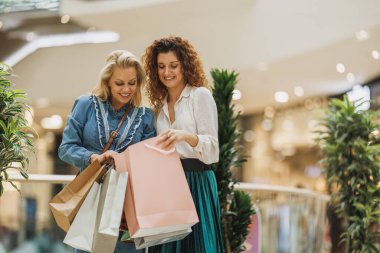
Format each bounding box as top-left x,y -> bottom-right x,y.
113,137 -> 199,238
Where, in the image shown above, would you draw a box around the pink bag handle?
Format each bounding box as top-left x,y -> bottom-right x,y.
144,144 -> 175,155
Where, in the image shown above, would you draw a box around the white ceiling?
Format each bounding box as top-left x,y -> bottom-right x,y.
10,0 -> 380,119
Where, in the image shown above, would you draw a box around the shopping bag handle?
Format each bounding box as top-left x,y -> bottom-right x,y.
144,144 -> 175,155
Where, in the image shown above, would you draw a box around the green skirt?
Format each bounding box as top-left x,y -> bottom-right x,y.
148,170 -> 225,253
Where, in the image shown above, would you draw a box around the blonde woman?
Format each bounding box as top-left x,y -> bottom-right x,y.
59,50 -> 156,253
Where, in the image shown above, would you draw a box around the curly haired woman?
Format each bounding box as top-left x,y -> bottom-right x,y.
143,36 -> 225,253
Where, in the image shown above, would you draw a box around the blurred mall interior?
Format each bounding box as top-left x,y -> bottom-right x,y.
1,0 -> 380,252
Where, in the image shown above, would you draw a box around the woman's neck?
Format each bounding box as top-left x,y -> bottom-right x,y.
167,83 -> 186,103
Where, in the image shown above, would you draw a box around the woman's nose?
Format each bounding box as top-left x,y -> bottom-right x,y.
164,66 -> 170,75
122,85 -> 131,92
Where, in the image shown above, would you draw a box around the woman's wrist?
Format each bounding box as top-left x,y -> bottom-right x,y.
90,153 -> 99,163
185,133 -> 199,147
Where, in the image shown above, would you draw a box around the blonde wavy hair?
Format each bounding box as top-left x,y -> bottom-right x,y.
93,50 -> 145,107
143,36 -> 208,111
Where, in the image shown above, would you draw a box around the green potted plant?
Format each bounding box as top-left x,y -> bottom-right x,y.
211,68 -> 255,253
0,62 -> 35,196
317,95 -> 380,253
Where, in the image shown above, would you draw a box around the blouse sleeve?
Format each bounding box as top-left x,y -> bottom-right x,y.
192,87 -> 219,164
141,108 -> 157,140
58,95 -> 94,169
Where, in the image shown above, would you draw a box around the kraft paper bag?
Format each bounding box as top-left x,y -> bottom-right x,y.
63,181 -> 101,251
92,168 -> 128,253
134,228 -> 192,249
113,136 -> 199,239
49,160 -> 106,232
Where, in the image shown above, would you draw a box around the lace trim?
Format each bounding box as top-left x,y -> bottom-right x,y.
92,96 -> 105,149
117,107 -> 145,151
93,96 -> 145,152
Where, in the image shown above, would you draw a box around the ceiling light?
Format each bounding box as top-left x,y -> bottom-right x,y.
372,50 -> 380,60
355,30 -> 370,41
304,98 -> 314,110
232,89 -> 242,100
4,31 -> 120,67
294,86 -> 304,97
274,91 -> 289,103
25,32 -> 35,41
336,63 -> 345,73
243,130 -> 255,142
61,15 -> 70,24
41,115 -> 63,129
264,106 -> 275,118
261,119 -> 273,131
346,72 -> 355,83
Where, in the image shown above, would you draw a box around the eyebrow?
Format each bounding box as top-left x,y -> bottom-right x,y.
115,78 -> 137,82
158,61 -> 180,64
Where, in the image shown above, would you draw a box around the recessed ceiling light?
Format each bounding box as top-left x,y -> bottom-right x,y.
243,130 -> 255,142
264,106 -> 275,118
25,32 -> 35,41
261,119 -> 273,131
336,63 -> 345,73
232,89 -> 242,100
346,72 -> 355,83
294,86 -> 304,97
61,15 -> 70,24
41,115 -> 63,129
372,50 -> 379,60
274,91 -> 289,103
355,30 -> 370,41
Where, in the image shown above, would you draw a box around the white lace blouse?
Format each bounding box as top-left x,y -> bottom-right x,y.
156,84 -> 219,164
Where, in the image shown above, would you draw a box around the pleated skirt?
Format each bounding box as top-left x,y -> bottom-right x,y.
148,170 -> 225,253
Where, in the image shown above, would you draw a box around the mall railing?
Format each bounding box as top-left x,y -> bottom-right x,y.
1,174 -> 330,253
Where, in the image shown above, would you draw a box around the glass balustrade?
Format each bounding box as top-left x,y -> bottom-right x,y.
237,183 -> 329,253
0,175 -> 330,253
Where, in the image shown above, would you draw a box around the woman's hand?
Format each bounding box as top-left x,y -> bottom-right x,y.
157,129 -> 198,149
90,150 -> 119,164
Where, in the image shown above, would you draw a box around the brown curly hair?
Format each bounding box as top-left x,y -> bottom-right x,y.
143,36 -> 208,111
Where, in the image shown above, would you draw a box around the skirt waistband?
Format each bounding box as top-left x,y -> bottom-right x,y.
180,158 -> 211,171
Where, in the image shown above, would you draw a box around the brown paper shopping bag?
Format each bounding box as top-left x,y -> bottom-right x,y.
113,137 -> 199,239
63,181 -> 101,251
49,160 -> 106,232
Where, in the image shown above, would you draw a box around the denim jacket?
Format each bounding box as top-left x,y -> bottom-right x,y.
58,95 -> 156,170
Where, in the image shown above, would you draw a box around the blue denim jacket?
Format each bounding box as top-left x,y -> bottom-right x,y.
58,95 -> 156,170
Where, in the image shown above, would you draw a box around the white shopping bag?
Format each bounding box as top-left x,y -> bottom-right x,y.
63,181 -> 101,251
134,228 -> 192,249
92,169 -> 128,253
